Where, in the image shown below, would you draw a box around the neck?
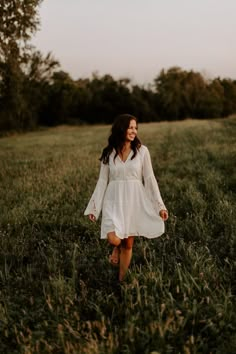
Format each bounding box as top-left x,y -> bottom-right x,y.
123,141 -> 131,150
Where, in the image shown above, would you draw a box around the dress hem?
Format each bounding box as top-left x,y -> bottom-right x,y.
101,230 -> 165,240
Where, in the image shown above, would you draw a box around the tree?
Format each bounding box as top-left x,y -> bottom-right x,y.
220,78 -> 236,116
196,79 -> 224,118
154,67 -> 226,119
180,71 -> 206,118
131,85 -> 158,122
42,71 -> 77,126
154,67 -> 187,120
23,51 -> 59,126
83,74 -> 134,124
0,0 -> 58,130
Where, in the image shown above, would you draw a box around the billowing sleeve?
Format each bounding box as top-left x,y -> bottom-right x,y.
84,162 -> 109,219
142,147 -> 167,214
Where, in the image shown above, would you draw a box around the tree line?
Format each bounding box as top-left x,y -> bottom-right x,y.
1,0 -> 236,132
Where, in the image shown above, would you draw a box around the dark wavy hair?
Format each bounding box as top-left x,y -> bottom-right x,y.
99,114 -> 142,164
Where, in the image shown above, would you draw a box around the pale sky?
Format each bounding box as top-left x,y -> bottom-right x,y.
32,0 -> 236,84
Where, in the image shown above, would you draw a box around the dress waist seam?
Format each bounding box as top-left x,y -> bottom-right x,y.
109,179 -> 142,183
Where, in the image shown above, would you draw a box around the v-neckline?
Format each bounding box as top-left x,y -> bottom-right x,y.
118,149 -> 132,163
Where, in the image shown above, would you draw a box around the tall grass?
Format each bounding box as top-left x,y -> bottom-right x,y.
0,118 -> 235,353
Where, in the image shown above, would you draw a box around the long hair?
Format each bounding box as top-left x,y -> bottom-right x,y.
99,114 -> 141,164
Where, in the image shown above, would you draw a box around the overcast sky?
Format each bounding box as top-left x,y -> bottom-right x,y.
32,0 -> 236,84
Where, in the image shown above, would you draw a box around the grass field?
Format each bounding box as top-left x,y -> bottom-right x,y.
0,117 -> 236,353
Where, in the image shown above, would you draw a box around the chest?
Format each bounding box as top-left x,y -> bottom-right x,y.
109,151 -> 143,180
119,149 -> 131,162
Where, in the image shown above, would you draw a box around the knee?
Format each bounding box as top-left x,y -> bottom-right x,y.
121,237 -> 134,250
107,232 -> 121,247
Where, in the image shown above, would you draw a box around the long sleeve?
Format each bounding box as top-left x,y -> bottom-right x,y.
142,147 -> 167,214
84,162 -> 109,219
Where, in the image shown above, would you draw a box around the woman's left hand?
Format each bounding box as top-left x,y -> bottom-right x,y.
160,209 -> 168,221
89,214 -> 96,222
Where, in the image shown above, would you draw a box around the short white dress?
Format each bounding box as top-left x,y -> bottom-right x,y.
84,145 -> 167,239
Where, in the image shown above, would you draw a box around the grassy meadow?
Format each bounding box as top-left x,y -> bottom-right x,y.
0,117 -> 236,353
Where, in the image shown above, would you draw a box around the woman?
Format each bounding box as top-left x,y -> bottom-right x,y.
84,114 -> 168,282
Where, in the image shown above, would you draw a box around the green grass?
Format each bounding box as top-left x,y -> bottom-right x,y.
0,117 -> 236,353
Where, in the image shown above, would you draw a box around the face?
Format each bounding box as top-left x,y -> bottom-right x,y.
126,119 -> 138,142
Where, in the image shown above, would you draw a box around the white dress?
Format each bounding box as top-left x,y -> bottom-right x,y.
84,145 -> 167,239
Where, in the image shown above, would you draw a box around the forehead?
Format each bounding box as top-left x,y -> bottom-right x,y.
129,119 -> 137,127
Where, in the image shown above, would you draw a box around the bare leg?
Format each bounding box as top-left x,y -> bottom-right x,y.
109,246 -> 120,265
107,232 -> 121,265
107,232 -> 121,247
119,236 -> 134,282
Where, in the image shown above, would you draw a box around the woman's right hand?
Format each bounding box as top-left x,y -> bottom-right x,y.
89,214 -> 96,222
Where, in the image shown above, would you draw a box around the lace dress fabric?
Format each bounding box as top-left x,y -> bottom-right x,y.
84,145 -> 167,239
